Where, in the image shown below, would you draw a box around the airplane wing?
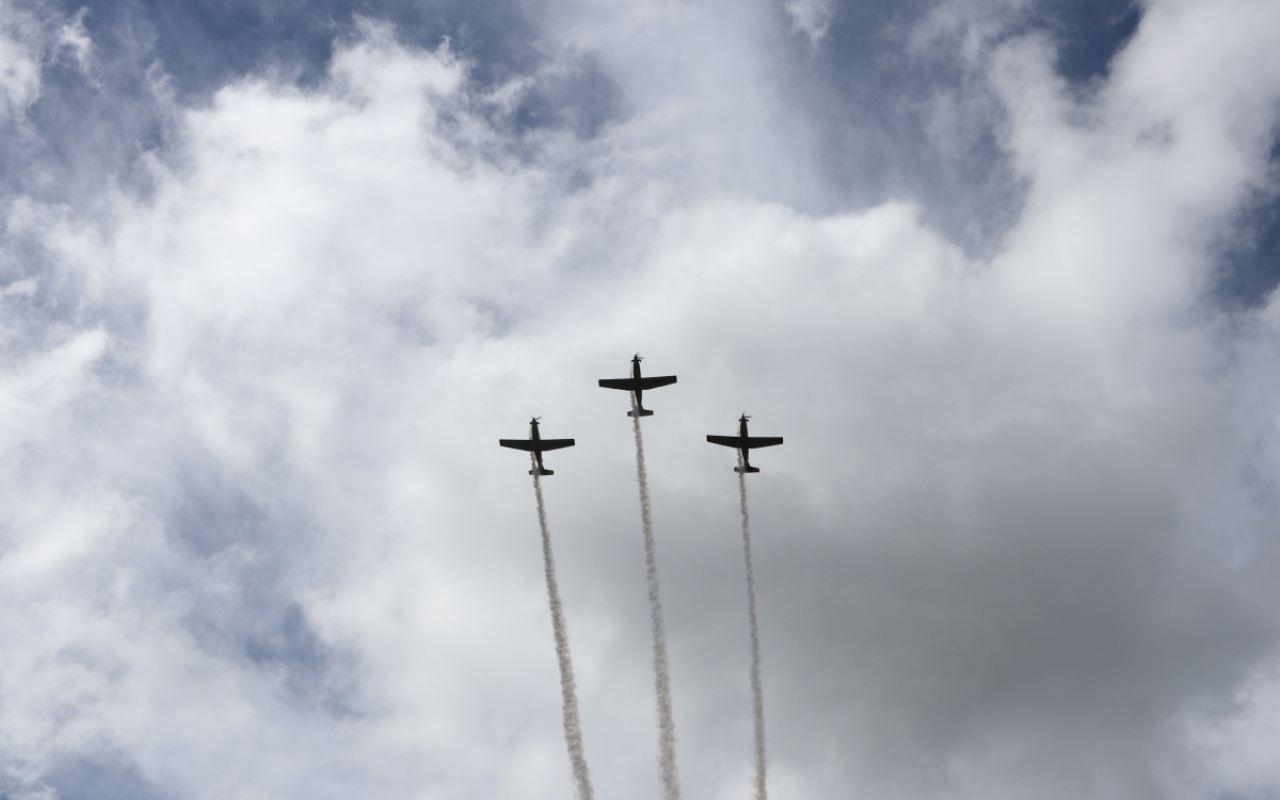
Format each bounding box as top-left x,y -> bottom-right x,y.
598,378 -> 637,390
634,376 -> 677,390
706,435 -> 783,449
500,438 -> 576,452
707,435 -> 744,448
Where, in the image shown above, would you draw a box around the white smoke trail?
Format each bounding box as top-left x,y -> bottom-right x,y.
532,464 -> 595,800
737,451 -> 768,800
631,393 -> 682,800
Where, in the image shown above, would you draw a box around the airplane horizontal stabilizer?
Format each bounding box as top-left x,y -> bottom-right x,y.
627,408 -> 655,417
734,465 -> 761,474
529,468 -> 555,476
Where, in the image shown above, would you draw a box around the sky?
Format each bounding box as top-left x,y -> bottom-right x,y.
1,0 -> 1280,798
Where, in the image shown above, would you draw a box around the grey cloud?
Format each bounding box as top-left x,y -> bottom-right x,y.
45,755 -> 174,800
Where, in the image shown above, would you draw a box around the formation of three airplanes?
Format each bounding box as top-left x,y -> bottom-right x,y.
499,354 -> 783,473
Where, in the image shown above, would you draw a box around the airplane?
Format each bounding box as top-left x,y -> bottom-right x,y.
598,354 -> 677,417
707,414 -> 783,473
499,417 -> 575,475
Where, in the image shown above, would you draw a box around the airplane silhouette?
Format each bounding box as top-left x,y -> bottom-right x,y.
499,417 -> 575,475
707,414 -> 783,473
598,354 -> 677,417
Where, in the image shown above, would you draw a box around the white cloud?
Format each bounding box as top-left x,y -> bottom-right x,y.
0,4 -> 42,121
53,9 -> 92,75
783,0 -> 835,45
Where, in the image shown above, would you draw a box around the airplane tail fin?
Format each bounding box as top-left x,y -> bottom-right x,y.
734,465 -> 760,474
627,408 -> 655,418
530,468 -> 555,476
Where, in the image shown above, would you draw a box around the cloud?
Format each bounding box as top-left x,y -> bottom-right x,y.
1,1 -> 1280,799
0,4 -> 43,121
53,10 -> 93,75
783,0 -> 835,45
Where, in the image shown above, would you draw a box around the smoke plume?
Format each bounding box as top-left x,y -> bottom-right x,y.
532,465 -> 595,800
738,453 -> 768,800
631,394 -> 682,800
